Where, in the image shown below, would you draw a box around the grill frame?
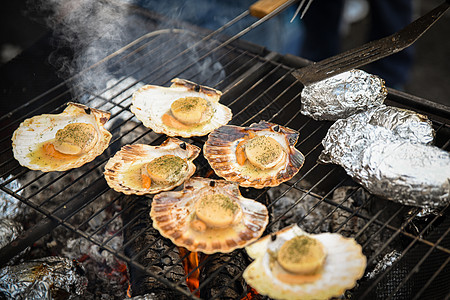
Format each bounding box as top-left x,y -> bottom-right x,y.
1,3 -> 450,299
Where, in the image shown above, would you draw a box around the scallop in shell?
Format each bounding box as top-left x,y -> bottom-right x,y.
150,177 -> 269,254
243,225 -> 366,300
130,78 -> 232,137
203,121 -> 305,188
104,138 -> 200,195
11,102 -> 112,172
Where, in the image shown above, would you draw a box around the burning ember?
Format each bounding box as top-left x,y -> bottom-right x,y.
178,248 -> 201,297
241,286 -> 261,300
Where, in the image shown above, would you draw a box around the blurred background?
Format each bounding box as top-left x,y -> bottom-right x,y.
1,0 -> 449,107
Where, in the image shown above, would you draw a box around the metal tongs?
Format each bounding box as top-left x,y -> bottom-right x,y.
293,1 -> 450,85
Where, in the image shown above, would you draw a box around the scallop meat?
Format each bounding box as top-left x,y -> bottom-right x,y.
150,177 -> 269,254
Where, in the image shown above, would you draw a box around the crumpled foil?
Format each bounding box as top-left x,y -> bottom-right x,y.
0,256 -> 88,299
300,69 -> 387,121
365,250 -> 402,279
319,105 -> 450,208
0,175 -> 24,219
0,219 -> 23,249
319,105 -> 435,165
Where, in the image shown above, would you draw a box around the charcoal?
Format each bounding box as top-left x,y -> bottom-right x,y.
356,217 -> 450,299
121,196 -> 189,299
199,250 -> 249,300
268,185 -> 334,233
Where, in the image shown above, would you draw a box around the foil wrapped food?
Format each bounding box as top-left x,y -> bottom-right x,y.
1,176 -> 24,219
319,105 -> 450,208
0,256 -> 88,299
0,219 -> 23,249
301,69 -> 387,121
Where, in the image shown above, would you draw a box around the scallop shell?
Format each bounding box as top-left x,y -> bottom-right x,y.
203,121 -> 305,188
243,225 -> 367,300
130,78 -> 232,137
11,102 -> 112,172
104,138 -> 200,195
150,177 -> 269,254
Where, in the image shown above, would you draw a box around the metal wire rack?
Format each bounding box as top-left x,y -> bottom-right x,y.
0,3 -> 449,299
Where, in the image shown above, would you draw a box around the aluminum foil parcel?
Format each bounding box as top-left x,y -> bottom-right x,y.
0,219 -> 22,250
319,105 -> 449,208
301,69 -> 387,121
0,256 -> 88,299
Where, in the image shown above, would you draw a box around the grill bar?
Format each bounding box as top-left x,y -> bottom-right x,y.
388,222 -> 450,299
412,256 -> 450,300
357,207 -> 450,298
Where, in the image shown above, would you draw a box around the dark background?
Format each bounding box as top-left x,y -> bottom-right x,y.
1,0 -> 449,110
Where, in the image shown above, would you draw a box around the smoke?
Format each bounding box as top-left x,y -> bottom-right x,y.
28,0 -> 137,96
27,0 -> 229,102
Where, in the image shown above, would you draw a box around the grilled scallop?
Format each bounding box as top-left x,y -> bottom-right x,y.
130,78 -> 232,137
11,102 -> 112,172
243,225 -> 367,300
150,177 -> 269,254
203,121 -> 305,188
104,138 -> 200,195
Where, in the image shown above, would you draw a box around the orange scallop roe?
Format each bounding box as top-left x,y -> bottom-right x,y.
161,113 -> 191,130
43,142 -> 78,160
235,140 -> 247,166
141,172 -> 152,189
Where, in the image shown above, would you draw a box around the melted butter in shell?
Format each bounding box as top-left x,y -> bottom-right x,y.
27,123 -> 99,169
27,142 -> 81,169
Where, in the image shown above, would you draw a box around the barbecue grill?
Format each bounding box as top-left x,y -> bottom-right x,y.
1,1 -> 449,299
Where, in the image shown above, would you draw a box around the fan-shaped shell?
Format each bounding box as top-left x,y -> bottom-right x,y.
104,138 -> 200,195
11,102 -> 112,172
243,225 -> 367,300
130,78 -> 232,137
203,121 -> 305,188
150,177 -> 269,254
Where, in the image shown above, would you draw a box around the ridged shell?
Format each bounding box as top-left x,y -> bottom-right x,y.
104,138 -> 200,195
11,102 -> 112,172
130,78 -> 232,137
150,177 -> 269,254
243,225 -> 366,299
203,121 -> 305,188
244,225 -> 367,300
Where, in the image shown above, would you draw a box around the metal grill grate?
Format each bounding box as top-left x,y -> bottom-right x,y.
1,5 -> 450,299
